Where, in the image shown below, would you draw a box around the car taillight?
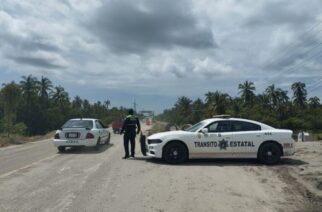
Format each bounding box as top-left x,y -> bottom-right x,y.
86,133 -> 94,139
54,133 -> 60,139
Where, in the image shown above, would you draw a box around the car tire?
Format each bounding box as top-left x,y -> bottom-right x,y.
163,142 -> 188,164
58,146 -> 66,152
95,138 -> 101,151
258,142 -> 281,165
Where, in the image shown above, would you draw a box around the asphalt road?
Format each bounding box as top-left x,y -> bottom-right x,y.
0,127 -> 317,212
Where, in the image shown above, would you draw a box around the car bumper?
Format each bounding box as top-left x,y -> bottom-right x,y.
283,142 -> 295,156
283,148 -> 295,156
146,144 -> 163,158
53,139 -> 97,147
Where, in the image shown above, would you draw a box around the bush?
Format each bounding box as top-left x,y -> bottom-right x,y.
12,122 -> 27,135
283,117 -> 309,131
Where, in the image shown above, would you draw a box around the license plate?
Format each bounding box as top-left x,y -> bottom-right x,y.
66,140 -> 79,144
67,133 -> 78,138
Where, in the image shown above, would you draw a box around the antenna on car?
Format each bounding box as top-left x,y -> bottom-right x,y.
213,114 -> 231,118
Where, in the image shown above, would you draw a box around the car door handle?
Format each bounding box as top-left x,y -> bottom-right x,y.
225,137 -> 230,139
256,134 -> 261,137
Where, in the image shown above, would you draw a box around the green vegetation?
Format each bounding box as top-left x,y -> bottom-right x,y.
157,81 -> 322,134
0,75 -> 129,137
147,121 -> 168,135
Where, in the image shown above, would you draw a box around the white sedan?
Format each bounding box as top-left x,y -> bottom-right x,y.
147,117 -> 295,164
53,118 -> 111,152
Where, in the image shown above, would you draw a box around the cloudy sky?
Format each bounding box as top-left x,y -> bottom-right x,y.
1,0 -> 322,113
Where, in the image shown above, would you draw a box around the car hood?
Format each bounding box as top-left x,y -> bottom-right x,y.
148,130 -> 190,139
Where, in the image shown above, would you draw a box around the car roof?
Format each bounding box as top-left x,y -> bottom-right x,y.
69,118 -> 97,121
202,117 -> 274,129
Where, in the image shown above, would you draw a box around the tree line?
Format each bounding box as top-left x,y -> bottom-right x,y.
0,75 -> 128,136
157,81 -> 322,132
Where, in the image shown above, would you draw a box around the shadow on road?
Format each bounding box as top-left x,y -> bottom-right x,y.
142,157 -> 308,167
57,143 -> 114,154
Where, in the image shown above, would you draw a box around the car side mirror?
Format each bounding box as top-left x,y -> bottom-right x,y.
200,128 -> 208,133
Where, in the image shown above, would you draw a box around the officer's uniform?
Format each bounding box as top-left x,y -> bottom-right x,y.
121,115 -> 141,157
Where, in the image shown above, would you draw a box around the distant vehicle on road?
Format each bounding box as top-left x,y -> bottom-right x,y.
112,119 -> 124,134
53,118 -> 111,152
147,116 -> 295,164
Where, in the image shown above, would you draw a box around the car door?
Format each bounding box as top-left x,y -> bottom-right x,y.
95,120 -> 106,143
99,120 -> 109,141
196,120 -> 233,157
230,121 -> 262,156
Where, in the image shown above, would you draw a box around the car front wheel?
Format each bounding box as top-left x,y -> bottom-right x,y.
258,142 -> 281,165
163,142 -> 188,164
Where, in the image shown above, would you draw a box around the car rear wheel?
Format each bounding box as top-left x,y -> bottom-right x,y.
258,142 -> 281,165
163,142 -> 188,164
95,138 -> 101,151
58,146 -> 66,152
106,134 -> 111,145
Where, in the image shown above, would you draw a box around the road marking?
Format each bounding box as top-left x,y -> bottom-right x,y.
0,154 -> 59,178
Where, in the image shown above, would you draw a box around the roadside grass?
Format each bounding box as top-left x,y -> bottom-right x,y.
312,132 -> 322,141
0,131 -> 55,148
146,121 -> 168,136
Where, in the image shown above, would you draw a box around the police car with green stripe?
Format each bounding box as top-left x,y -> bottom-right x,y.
146,116 -> 295,164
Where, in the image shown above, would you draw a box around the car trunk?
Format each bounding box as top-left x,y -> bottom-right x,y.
61,128 -> 90,139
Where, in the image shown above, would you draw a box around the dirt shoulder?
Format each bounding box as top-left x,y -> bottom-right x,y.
0,131 -> 55,148
274,142 -> 322,211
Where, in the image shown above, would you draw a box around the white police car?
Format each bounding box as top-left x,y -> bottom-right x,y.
53,118 -> 111,152
147,116 -> 295,164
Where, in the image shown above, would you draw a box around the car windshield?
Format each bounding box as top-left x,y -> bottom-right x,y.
62,120 -> 93,129
184,121 -> 206,132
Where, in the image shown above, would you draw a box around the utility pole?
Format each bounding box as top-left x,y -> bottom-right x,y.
133,98 -> 137,113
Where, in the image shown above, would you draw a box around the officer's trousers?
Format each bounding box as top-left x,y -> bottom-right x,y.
123,133 -> 136,157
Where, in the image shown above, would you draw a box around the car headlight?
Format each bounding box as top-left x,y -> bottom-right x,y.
148,139 -> 163,144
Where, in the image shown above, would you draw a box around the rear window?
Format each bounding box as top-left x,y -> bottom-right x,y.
231,121 -> 261,131
62,120 -> 93,129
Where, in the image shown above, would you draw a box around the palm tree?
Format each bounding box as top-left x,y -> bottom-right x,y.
308,96 -> 320,109
39,76 -> 53,100
257,93 -> 270,109
72,96 -> 83,109
238,81 -> 255,106
104,99 -> 111,109
52,86 -> 69,106
174,96 -> 192,125
213,92 -> 230,115
0,82 -> 21,137
204,91 -> 230,116
266,84 -> 278,107
265,84 -> 289,109
231,98 -> 242,117
19,75 -> 39,104
191,98 -> 204,123
291,82 -> 307,109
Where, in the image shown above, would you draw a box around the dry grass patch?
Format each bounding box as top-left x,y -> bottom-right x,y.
0,131 -> 55,148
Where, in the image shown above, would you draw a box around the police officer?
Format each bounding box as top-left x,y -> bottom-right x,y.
120,109 -> 141,159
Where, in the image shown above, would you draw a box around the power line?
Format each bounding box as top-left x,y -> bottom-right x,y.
272,49 -> 322,81
307,78 -> 322,93
264,43 -> 322,86
257,21 -> 322,90
263,21 -> 322,69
